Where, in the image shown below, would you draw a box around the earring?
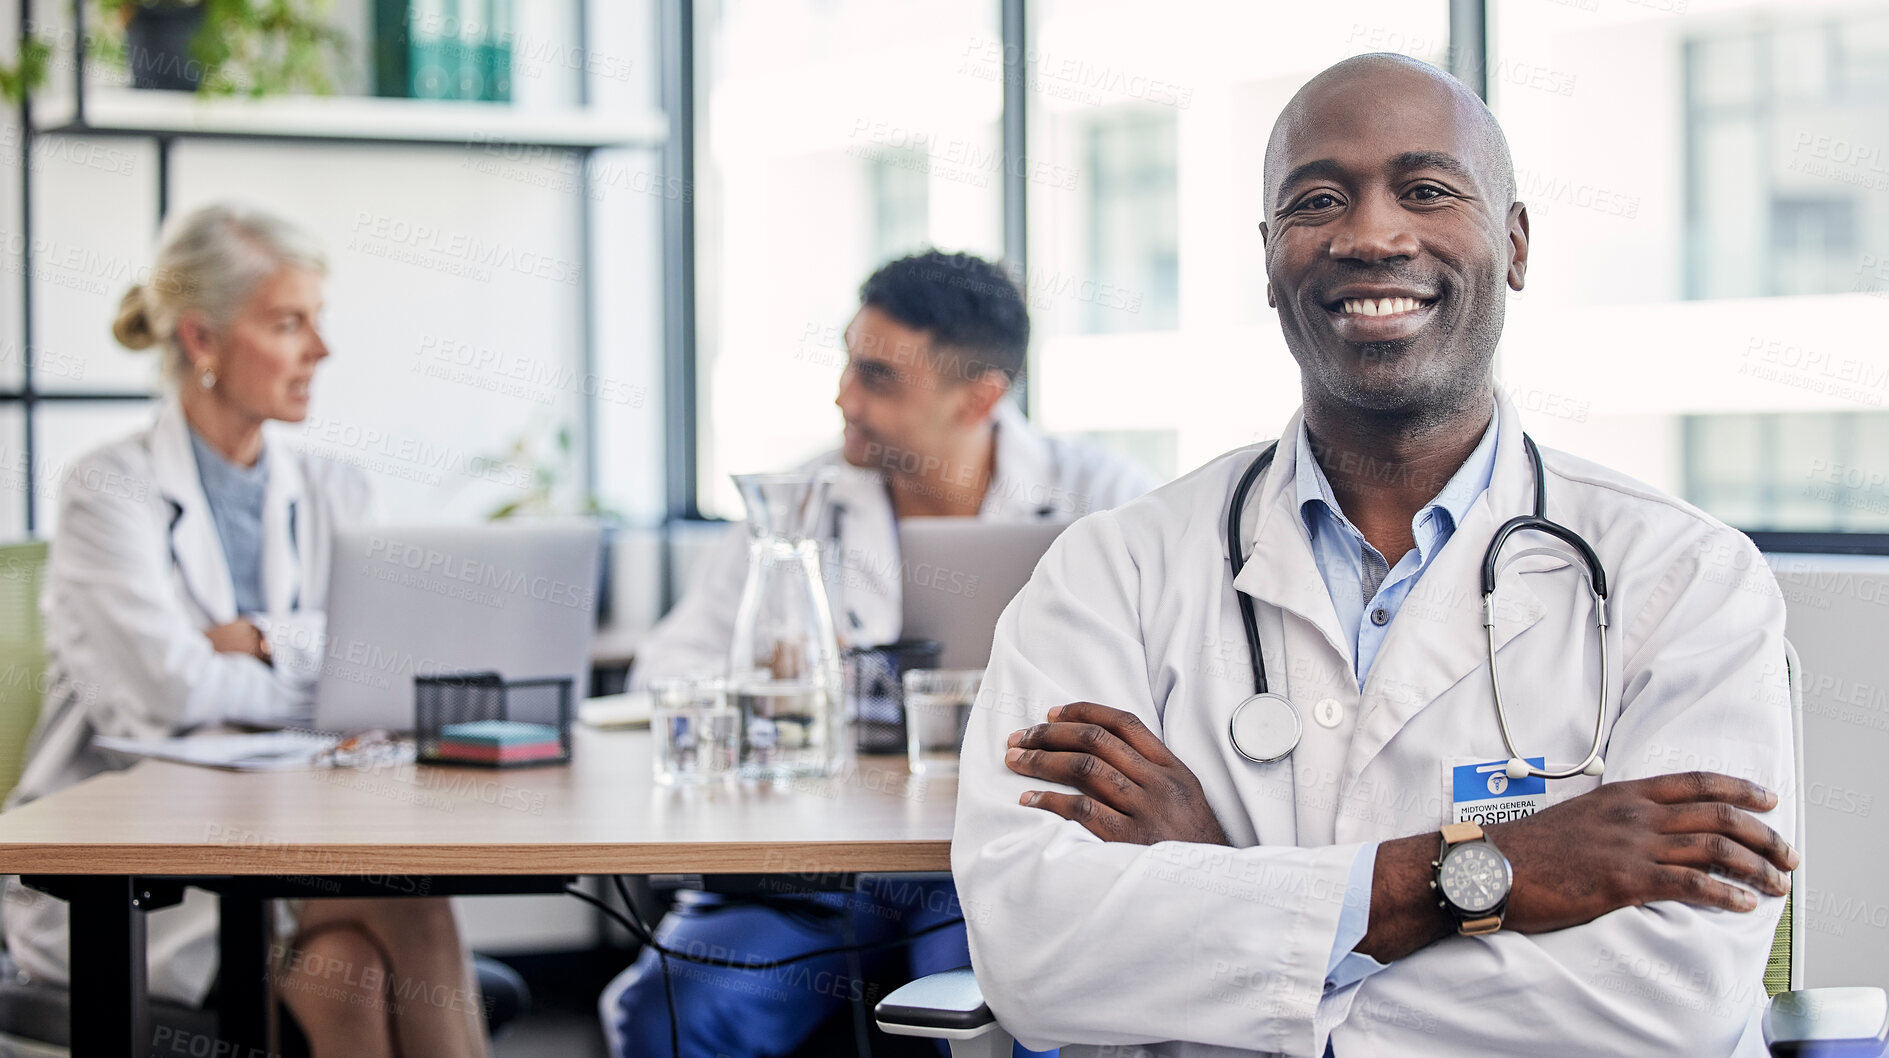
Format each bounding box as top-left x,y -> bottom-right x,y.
199,368 -> 216,390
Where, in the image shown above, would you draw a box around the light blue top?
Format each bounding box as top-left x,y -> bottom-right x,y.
1294,411 -> 1502,1006
188,428 -> 269,617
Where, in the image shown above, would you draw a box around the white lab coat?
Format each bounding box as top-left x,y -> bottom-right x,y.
954,393 -> 1793,1058
633,399 -> 1160,686
2,397 -> 374,1004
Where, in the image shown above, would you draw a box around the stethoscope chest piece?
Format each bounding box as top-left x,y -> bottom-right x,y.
1229,692 -> 1302,764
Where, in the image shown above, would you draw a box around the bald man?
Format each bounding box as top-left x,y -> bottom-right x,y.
952,54 -> 1796,1057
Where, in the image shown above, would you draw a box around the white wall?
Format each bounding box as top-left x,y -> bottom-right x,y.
179,139 -> 592,522
1770,554 -> 1889,993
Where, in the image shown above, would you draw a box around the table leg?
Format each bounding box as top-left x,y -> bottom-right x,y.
217,888 -> 270,1054
66,876 -> 148,1058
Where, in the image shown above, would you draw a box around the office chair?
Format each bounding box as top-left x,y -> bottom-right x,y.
875,639 -> 1889,1058
0,541 -> 47,804
0,541 -> 530,1056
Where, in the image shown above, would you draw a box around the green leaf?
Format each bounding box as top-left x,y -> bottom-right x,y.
0,38 -> 53,104
88,0 -> 352,98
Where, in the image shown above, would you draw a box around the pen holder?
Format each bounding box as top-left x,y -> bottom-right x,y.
845,639 -> 943,755
415,671 -> 573,767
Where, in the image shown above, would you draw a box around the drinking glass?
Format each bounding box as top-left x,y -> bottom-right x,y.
650,677 -> 739,785
902,669 -> 983,777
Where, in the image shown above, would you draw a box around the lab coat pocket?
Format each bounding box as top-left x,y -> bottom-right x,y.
1495,548 -> 1573,580
1488,549 -> 1571,632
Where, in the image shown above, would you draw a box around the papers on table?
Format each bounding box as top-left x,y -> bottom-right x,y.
92,730 -> 340,771
89,691 -> 656,772
578,690 -> 653,729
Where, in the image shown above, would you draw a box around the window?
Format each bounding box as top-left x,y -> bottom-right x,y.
676,0 -> 1887,548
1024,0 -> 1453,481
870,152 -> 933,267
1685,12 -> 1889,300
1084,109 -> 1178,334
692,0 -> 1005,518
1490,0 -> 1889,535
1770,197 -> 1857,297
1686,412 -> 1889,532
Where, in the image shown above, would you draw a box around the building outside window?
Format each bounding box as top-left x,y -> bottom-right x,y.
1084,109 -> 1179,334
1685,12 -> 1889,301
692,0 -> 1004,518
1491,0 -> 1889,535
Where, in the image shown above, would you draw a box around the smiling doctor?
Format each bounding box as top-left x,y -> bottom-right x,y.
954,54 -> 1798,1058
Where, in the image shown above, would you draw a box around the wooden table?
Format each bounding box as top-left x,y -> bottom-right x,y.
0,726 -> 956,1057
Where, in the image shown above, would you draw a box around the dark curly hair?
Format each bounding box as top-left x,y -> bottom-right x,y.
858,250 -> 1029,383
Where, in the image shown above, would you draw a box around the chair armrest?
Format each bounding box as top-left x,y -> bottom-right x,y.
874,967 -> 999,1040
1764,987 -> 1889,1057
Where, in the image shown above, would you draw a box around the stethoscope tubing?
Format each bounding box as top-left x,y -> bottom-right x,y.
1225,444 -> 1279,695
1225,430 -> 1612,780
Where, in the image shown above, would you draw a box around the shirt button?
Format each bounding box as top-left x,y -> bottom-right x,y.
1314,697 -> 1344,728
1370,607 -> 1390,626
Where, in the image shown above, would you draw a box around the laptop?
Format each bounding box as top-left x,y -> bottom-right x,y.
898,518 -> 1071,669
314,522 -> 604,732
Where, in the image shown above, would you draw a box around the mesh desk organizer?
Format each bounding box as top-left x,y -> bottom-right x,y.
415,672 -> 573,767
846,639 -> 943,755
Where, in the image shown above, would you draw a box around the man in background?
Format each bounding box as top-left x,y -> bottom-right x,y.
604,250 -> 1156,1057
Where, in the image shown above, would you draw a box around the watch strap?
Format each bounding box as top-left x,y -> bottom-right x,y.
1458,914 -> 1502,936
1439,821 -> 1483,847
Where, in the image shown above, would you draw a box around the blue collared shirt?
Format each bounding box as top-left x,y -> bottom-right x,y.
188,428 -> 270,617
1301,412 -> 1501,1007
1296,414 -> 1500,687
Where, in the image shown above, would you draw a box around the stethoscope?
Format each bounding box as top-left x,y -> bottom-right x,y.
1224,433 -> 1610,782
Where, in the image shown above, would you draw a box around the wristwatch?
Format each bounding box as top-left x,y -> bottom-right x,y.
1431,821 -> 1511,936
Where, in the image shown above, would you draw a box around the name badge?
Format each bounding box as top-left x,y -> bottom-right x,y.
1452,758 -> 1547,825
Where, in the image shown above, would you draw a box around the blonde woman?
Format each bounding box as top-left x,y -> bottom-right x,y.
2,203 -> 493,1057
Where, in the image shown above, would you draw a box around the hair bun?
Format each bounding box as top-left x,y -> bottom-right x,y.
111,285 -> 157,350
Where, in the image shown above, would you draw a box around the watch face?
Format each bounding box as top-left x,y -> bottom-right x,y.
1439,842 -> 1511,914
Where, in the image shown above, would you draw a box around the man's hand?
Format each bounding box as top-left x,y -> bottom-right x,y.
1005,701 -> 1229,846
1489,770 -> 1797,932
206,619 -> 269,663
1358,770 -> 1798,962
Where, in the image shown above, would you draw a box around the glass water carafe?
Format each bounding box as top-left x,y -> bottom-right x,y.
727,472 -> 842,779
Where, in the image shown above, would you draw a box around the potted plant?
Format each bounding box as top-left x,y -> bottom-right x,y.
0,36 -> 51,103
92,0 -> 349,96
478,420 -> 625,628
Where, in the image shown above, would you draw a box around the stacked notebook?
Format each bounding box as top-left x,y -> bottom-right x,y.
432,720 -> 565,765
